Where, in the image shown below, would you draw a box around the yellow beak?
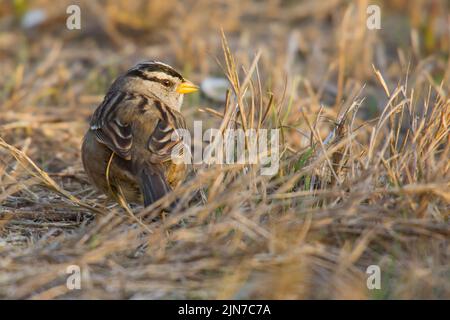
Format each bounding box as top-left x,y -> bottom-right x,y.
176,80 -> 199,94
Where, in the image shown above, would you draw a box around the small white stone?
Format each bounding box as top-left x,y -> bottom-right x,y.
21,9 -> 47,29
200,77 -> 230,103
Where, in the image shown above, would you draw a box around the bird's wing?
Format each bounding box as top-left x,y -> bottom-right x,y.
137,99 -> 186,206
90,91 -> 136,160
90,91 -> 186,163
146,100 -> 187,163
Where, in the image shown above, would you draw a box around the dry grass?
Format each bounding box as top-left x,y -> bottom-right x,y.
0,0 -> 449,299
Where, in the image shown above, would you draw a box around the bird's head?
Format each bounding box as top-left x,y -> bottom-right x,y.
121,61 -> 198,110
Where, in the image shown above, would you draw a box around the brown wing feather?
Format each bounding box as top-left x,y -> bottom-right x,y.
147,101 -> 187,163
90,91 -> 135,159
90,92 -> 186,164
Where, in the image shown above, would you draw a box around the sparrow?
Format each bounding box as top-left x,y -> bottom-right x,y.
81,61 -> 198,207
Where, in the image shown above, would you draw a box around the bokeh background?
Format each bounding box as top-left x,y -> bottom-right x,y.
0,0 -> 449,299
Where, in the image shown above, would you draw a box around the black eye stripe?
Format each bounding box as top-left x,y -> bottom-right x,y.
127,69 -> 174,87
146,77 -> 173,87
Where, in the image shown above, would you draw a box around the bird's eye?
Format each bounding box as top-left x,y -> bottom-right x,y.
162,80 -> 171,87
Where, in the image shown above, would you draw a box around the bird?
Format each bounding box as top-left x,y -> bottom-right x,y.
81,61 -> 198,208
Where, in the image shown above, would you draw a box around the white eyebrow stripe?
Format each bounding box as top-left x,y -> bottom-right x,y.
143,71 -> 179,83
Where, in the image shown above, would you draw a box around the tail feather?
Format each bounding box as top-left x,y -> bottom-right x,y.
138,167 -> 171,207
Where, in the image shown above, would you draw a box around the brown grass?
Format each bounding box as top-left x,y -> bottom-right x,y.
0,0 -> 449,299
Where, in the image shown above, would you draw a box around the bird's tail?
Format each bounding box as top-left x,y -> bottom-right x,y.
137,166 -> 172,207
